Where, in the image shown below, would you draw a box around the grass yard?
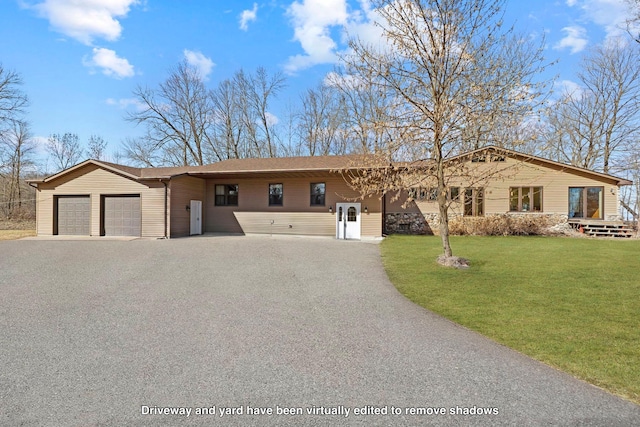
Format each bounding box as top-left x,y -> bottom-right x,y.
381,235 -> 640,404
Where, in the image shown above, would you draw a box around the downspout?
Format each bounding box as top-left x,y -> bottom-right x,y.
161,179 -> 169,239
28,182 -> 39,235
382,193 -> 386,237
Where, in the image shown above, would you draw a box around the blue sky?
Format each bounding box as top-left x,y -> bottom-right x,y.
0,0 -> 637,163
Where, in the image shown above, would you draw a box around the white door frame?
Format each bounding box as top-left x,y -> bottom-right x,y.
190,200 -> 202,235
336,202 -> 361,240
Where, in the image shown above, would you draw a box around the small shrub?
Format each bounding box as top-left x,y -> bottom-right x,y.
448,214 -> 551,236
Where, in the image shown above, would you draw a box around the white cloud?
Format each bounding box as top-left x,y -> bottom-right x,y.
239,3 -> 258,31
265,112 -> 279,127
554,26 -> 589,53
29,0 -> 139,45
106,97 -> 146,111
566,0 -> 636,42
83,47 -> 135,78
285,0 -> 349,73
555,79 -> 584,100
323,71 -> 364,89
183,50 -> 215,80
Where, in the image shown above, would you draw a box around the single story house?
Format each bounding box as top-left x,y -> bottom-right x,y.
27,147 -> 632,239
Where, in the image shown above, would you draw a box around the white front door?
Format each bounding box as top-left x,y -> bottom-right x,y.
190,200 -> 202,235
336,203 -> 361,240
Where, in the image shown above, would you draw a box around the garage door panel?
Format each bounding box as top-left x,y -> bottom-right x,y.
104,196 -> 141,236
57,196 -> 90,235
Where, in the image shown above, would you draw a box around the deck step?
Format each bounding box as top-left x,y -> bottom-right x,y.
568,220 -> 636,238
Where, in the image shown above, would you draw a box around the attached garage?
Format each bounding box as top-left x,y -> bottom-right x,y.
102,195 -> 141,237
56,196 -> 90,235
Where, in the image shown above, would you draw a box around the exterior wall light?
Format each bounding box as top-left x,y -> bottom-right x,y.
329,206 -> 333,213
364,206 -> 368,214
186,205 -> 190,211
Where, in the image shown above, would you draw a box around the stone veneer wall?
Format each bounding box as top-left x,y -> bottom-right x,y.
384,213 -> 435,235
384,212 -> 569,235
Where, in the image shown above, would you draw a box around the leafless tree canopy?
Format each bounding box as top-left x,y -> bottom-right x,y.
126,63 -> 287,166
0,120 -> 36,218
0,64 -> 28,125
46,133 -> 83,171
86,135 -> 108,160
337,0 -> 551,257
0,65 -> 34,219
544,43 -> 640,174
627,0 -> 640,43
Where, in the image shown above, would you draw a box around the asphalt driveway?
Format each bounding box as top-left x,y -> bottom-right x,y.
1,235 -> 639,426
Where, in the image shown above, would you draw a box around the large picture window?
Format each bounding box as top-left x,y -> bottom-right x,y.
509,187 -> 542,212
310,183 -> 325,206
569,187 -> 603,219
269,183 -> 283,206
215,184 -> 238,206
464,188 -> 484,216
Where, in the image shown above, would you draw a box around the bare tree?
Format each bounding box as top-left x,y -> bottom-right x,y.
231,68 -> 286,158
127,63 -> 286,166
127,61 -> 215,166
627,0 -> 640,43
326,71 -> 404,156
210,78 -> 244,160
0,120 -> 36,218
296,84 -> 345,156
543,42 -> 640,174
0,64 -> 28,125
46,133 -> 83,171
86,135 -> 108,160
338,0 -> 550,259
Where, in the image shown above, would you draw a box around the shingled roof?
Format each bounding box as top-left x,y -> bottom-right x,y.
29,154 -> 371,183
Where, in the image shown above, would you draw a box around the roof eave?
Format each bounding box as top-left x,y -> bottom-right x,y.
39,159 -> 142,183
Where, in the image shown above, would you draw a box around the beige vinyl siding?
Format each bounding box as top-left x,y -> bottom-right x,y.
35,164 -> 165,237
206,174 -> 382,237
361,212 -> 383,237
169,175 -> 206,237
234,212 -> 335,235
387,158 -> 621,219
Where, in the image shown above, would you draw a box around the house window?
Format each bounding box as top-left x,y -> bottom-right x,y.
509,187 -> 542,212
449,186 -> 460,201
464,188 -> 484,216
269,183 -> 283,206
569,187 -> 603,219
215,184 -> 238,206
310,182 -> 325,206
409,187 -> 438,201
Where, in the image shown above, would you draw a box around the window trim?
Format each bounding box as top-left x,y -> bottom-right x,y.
509,186 -> 543,212
464,187 -> 484,217
214,184 -> 239,206
269,183 -> 283,206
568,186 -> 604,219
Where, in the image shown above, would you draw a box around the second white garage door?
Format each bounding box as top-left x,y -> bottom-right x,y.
103,196 -> 141,237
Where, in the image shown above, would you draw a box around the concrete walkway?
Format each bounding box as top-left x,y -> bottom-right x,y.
1,236 -> 638,426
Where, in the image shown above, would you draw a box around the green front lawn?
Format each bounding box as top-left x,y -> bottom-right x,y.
381,235 -> 640,404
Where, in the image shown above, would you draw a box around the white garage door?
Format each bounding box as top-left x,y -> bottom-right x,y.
103,196 -> 141,237
57,196 -> 91,235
